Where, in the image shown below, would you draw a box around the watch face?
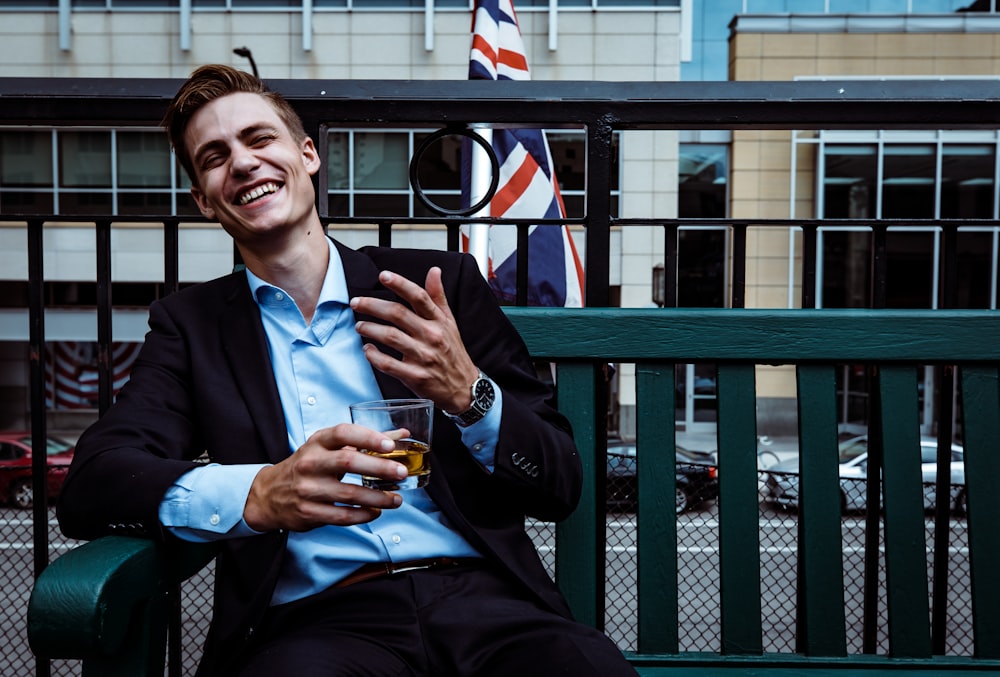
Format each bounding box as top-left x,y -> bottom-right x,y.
474,377 -> 495,409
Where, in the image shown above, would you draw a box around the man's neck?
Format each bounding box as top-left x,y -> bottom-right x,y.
240,226 -> 330,324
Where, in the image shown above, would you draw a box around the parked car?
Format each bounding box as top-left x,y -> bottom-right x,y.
763,435 -> 965,514
607,441 -> 719,514
0,432 -> 75,509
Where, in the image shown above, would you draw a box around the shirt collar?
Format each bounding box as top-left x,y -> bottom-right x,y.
245,237 -> 349,308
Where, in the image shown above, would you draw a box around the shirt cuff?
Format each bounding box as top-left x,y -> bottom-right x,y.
457,382 -> 502,472
158,463 -> 269,542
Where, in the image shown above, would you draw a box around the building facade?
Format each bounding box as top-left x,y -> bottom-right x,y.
0,0 -> 996,441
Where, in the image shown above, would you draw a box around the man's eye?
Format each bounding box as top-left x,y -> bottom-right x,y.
252,134 -> 275,146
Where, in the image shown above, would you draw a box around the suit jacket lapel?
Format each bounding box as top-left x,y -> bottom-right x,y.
218,274 -> 290,465
336,239 -> 412,401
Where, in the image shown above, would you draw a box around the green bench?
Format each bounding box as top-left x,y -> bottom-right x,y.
28,307 -> 1000,675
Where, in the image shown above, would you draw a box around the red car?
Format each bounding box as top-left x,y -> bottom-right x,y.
0,432 -> 75,509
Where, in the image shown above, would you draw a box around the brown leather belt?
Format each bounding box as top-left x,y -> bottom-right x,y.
335,557 -> 480,588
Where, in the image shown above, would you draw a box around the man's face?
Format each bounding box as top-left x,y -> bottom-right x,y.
184,92 -> 320,245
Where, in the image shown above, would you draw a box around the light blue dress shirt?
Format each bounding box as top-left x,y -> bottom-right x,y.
159,239 -> 500,605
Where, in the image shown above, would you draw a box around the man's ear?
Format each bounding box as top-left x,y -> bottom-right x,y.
301,137 -> 321,176
190,186 -> 216,220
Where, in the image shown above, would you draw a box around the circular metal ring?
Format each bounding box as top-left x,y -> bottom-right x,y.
409,126 -> 500,217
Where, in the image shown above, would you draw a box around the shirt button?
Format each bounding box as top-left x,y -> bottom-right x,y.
274,292 -> 284,301
391,534 -> 401,544
209,513 -> 221,526
473,443 -> 483,451
306,396 -> 317,406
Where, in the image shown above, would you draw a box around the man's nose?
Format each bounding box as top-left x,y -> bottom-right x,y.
230,144 -> 260,175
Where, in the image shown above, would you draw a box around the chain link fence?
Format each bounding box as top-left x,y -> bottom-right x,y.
7,455 -> 973,675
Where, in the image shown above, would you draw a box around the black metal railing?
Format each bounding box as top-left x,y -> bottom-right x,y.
3,78 -> 999,676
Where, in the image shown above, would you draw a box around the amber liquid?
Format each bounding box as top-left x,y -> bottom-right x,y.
362,439 -> 431,490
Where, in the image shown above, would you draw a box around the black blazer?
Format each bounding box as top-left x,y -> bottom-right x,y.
58,239 -> 582,675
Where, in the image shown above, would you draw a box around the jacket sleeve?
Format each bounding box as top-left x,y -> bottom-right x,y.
57,298 -> 211,542
444,253 -> 583,522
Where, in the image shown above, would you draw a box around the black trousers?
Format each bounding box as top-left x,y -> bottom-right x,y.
234,562 -> 637,677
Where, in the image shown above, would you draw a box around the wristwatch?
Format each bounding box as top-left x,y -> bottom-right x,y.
447,371 -> 496,427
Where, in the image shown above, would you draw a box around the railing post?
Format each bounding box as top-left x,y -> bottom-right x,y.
585,121 -> 613,308
28,219 -> 51,677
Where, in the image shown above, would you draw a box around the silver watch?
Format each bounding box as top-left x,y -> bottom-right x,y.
447,371 -> 496,426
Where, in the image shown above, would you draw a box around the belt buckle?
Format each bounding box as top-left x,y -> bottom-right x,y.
387,560 -> 438,576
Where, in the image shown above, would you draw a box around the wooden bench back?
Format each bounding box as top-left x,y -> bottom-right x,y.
505,307 -> 1000,671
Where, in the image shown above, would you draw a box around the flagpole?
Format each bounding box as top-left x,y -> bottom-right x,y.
468,124 -> 493,278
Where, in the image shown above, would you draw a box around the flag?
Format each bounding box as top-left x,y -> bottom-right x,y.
45,341 -> 141,409
462,0 -> 584,307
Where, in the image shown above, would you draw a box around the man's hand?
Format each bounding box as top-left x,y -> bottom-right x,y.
350,267 -> 478,414
243,424 -> 408,532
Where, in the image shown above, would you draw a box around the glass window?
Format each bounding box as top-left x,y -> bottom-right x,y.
118,192 -> 173,216
326,128 -> 613,219
955,231 -> 997,308
867,0 -> 911,11
596,0 -> 679,6
412,131 -> 462,191
913,0 -> 972,11
354,132 -> 409,190
884,230 -> 935,308
347,0 -> 430,5
828,0 -> 872,10
547,132 -> 586,192
328,132 -> 349,191
882,144 -> 935,219
108,0 -> 180,6
1,131 -> 53,187
823,144 -> 876,219
745,0 -> 824,10
230,0 -> 299,6
118,132 -> 171,188
821,230 -> 871,308
59,131 -> 111,188
677,229 -> 727,307
679,143 -> 728,218
59,191 -> 114,215
941,144 -> 995,219
0,191 -> 53,215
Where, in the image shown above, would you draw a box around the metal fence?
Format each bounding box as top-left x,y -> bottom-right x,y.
3,78 -> 1000,675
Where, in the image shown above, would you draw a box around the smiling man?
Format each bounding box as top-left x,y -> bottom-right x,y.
57,65 -> 637,677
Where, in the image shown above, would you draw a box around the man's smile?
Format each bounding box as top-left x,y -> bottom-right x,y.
237,181 -> 281,206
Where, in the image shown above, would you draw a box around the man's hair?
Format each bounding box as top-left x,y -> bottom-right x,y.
162,64 -> 309,183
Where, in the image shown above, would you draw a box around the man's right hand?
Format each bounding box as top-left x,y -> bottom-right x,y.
242,424 -> 408,532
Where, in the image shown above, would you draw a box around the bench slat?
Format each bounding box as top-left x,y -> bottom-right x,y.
553,362 -> 602,630
506,308 -> 1000,363
959,365 -> 1000,659
795,365 -> 848,656
716,364 -> 764,655
636,363 -> 680,654
877,366 -> 932,658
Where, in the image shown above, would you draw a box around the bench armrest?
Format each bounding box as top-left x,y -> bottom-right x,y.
28,536 -> 216,666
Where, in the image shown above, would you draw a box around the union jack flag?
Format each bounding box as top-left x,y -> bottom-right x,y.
463,0 -> 584,307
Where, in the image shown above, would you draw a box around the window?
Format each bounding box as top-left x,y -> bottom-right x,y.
326,128 -> 619,219
815,132 -> 1000,311
0,128 -> 180,216
679,143 -> 728,219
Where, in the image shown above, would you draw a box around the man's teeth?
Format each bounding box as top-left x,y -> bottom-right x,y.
239,183 -> 278,205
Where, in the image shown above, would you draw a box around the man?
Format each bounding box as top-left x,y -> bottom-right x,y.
57,65 -> 636,676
